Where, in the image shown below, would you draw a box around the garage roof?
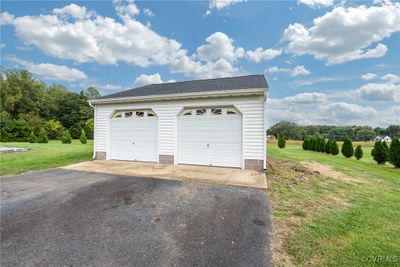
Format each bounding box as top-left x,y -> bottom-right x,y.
94,75 -> 268,100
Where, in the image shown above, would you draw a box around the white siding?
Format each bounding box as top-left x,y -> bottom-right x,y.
94,95 -> 265,166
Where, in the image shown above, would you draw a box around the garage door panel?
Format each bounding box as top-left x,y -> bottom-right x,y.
178,110 -> 242,168
111,116 -> 157,162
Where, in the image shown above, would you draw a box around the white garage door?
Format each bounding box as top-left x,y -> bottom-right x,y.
110,110 -> 157,162
178,107 -> 242,168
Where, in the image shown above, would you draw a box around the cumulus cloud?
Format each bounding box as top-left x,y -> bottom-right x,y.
362,73 -> 377,81
284,2 -> 400,65
382,73 -> 400,84
134,73 -> 175,87
209,0 -> 245,10
143,8 -> 154,17
6,55 -> 86,82
1,4 -> 244,79
196,32 -> 244,62
358,83 -> 400,102
298,0 -> 333,8
266,95 -> 387,127
265,65 -> 311,77
282,92 -> 327,104
246,48 -> 282,63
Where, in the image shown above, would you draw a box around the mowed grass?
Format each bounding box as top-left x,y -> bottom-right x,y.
267,140 -> 400,266
0,140 -> 93,176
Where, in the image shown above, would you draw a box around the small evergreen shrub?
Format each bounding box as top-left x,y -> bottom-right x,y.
341,137 -> 354,158
325,139 -> 331,154
330,140 -> 339,155
38,128 -> 48,143
355,145 -> 363,160
80,129 -> 87,144
61,129 -> 72,144
302,138 -> 307,150
320,139 -> 326,153
278,133 -> 286,149
389,138 -> 400,167
27,131 -> 37,143
372,141 -> 387,164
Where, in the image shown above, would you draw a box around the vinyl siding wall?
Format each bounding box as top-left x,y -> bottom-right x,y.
94,95 -> 265,167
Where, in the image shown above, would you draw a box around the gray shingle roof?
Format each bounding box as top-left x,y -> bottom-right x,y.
95,75 -> 268,100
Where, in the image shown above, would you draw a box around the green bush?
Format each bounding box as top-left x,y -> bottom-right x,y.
341,137 -> 354,158
355,145 -> 363,160
80,129 -> 87,144
44,119 -> 64,140
37,128 -> 48,143
372,141 -> 387,164
325,139 -> 332,154
302,138 -> 307,150
27,131 -> 37,143
61,129 -> 72,144
389,138 -> 400,167
278,133 -> 286,149
330,140 -> 339,155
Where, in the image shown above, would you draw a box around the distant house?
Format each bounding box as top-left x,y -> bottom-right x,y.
375,135 -> 392,142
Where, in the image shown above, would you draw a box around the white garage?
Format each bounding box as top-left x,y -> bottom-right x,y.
89,75 -> 268,171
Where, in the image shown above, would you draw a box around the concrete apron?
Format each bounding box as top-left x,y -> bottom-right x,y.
62,160 -> 267,190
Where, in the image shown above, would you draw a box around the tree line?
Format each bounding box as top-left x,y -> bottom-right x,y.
268,121 -> 400,141
1,67 -> 101,142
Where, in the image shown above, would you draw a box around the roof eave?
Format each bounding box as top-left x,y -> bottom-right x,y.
89,87 -> 267,105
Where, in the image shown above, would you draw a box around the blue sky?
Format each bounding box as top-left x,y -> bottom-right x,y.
1,0 -> 399,127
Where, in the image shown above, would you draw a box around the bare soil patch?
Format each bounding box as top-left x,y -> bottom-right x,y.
300,160 -> 367,185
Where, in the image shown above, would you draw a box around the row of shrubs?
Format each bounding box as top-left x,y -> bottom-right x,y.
300,135 -> 400,167
302,136 -> 341,156
27,128 -> 87,144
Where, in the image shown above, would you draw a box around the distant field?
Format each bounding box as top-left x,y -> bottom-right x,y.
267,140 -> 399,266
1,140 -> 93,176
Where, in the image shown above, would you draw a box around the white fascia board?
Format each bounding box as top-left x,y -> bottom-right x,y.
89,88 -> 267,105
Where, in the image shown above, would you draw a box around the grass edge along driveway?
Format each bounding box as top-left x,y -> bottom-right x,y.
267,141 -> 400,267
1,140 -> 93,176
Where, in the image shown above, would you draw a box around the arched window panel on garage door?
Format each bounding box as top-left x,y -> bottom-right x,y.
179,107 -> 240,117
112,109 -> 157,118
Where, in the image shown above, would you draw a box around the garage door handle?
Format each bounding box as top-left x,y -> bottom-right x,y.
132,142 -> 135,145
206,144 -> 209,148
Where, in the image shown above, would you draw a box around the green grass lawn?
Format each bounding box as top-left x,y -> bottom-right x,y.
0,140 -> 93,176
267,140 -> 399,266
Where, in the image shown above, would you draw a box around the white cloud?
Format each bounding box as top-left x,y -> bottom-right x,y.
246,47 -> 282,63
6,55 -> 86,82
0,12 -> 14,25
53,3 -> 93,19
282,92 -> 327,104
266,95 -> 384,127
265,65 -> 311,77
196,32 -> 244,62
207,0 -> 245,11
1,5 -> 242,79
134,73 -> 175,87
362,73 -> 377,81
298,0 -> 334,8
382,73 -> 400,83
358,83 -> 400,102
143,8 -> 154,17
113,0 -> 139,21
0,43 -> 5,49
292,65 -> 311,76
284,2 -> 400,65
324,102 -> 377,120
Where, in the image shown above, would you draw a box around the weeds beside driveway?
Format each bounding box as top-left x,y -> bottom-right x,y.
267,141 -> 400,266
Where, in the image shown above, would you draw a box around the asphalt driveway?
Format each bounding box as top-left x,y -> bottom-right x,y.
1,169 -> 272,266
